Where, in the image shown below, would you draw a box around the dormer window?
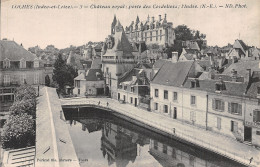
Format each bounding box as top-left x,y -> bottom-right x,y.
215,83 -> 225,91
20,58 -> 26,68
190,79 -> 199,88
3,58 -> 10,68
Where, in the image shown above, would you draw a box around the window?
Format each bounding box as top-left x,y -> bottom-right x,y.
150,32 -> 152,41
228,102 -> 242,115
212,99 -> 224,111
34,73 -> 39,84
124,86 -> 127,90
173,92 -> 178,101
160,30 -> 162,40
217,117 -> 221,130
20,74 -> 26,84
75,80 -> 80,88
20,59 -> 26,68
216,83 -> 225,91
190,95 -> 196,105
164,90 -> 168,99
231,120 -> 238,132
164,105 -> 168,113
145,32 -> 147,41
155,89 -> 159,97
253,110 -> 260,123
156,30 -> 158,41
78,89 -> 80,95
3,59 -> 10,68
4,75 -> 10,86
163,144 -> 167,154
258,87 -> 260,94
189,155 -> 195,166
106,67 -> 109,73
34,60 -> 39,68
154,103 -> 158,110
131,87 -> 134,92
172,149 -> 176,159
154,141 -> 158,150
130,97 -> 133,103
191,81 -> 196,88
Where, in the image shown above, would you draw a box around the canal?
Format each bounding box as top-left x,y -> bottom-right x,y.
63,107 -> 245,167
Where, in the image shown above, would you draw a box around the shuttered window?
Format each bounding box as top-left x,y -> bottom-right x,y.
228,102 -> 242,115
253,110 -> 260,123
212,99 -> 224,111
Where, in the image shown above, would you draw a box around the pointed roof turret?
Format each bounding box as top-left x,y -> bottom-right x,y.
136,15 -> 140,24
112,15 -> 117,26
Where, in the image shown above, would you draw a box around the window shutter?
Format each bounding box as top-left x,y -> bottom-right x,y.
221,101 -> 225,111
212,99 -> 215,110
228,102 -> 231,113
238,104 -> 242,115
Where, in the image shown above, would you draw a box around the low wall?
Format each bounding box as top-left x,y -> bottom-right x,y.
35,87 -> 80,167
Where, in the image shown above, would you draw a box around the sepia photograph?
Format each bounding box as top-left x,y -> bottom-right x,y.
0,0 -> 260,166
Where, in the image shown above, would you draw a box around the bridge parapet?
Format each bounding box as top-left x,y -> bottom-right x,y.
35,87 -> 80,167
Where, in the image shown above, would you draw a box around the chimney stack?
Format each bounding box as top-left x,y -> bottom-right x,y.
152,16 -> 155,22
147,15 -> 150,22
164,14 -> 167,20
159,15 -> 161,21
171,52 -> 178,63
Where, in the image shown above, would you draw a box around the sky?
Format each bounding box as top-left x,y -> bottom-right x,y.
1,0 -> 260,49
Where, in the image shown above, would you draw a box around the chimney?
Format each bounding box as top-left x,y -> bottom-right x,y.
164,14 -> 167,20
152,16 -> 155,22
159,15 -> 161,21
147,15 -> 150,22
231,69 -> 238,82
172,52 -> 178,63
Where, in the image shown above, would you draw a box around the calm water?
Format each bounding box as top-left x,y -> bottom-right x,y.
63,108 -> 245,167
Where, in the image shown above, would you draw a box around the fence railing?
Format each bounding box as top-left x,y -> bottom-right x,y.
61,99 -> 260,167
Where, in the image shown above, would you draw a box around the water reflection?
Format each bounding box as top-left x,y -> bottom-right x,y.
63,109 -> 245,167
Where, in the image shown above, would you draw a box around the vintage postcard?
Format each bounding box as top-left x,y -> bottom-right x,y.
0,0 -> 260,167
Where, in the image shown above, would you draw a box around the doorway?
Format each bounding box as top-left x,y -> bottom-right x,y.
173,107 -> 177,119
244,126 -> 252,142
118,93 -> 120,100
134,98 -> 137,107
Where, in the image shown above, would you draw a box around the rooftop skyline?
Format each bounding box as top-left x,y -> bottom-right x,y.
1,0 -> 259,49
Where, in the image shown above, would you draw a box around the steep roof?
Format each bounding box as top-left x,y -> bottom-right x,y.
151,61 -> 194,87
222,60 -> 260,77
0,40 -> 37,61
85,69 -> 104,81
153,59 -> 168,69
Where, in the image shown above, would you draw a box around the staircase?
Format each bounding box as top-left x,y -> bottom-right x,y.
3,146 -> 35,167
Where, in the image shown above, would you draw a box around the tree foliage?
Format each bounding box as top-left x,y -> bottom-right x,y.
1,113 -> 35,149
52,54 -> 78,92
1,85 -> 37,149
14,84 -> 37,102
9,99 -> 36,118
174,25 -> 206,41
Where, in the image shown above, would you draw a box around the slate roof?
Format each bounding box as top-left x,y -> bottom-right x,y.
74,68 -> 104,81
85,69 -> 104,81
183,78 -> 248,97
153,59 -> 168,69
0,40 -> 37,61
222,60 -> 260,77
151,61 -> 194,87
182,49 -> 201,60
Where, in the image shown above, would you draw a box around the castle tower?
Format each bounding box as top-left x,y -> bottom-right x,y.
111,15 -> 117,35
